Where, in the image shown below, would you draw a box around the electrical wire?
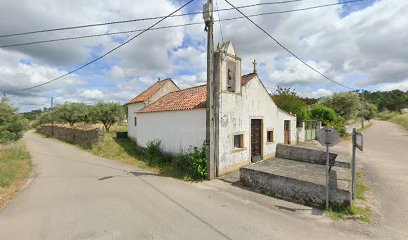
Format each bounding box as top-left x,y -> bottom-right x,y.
4,0 -> 195,93
0,0 -> 307,38
0,0 -> 363,49
224,0 -> 355,90
215,0 -> 224,43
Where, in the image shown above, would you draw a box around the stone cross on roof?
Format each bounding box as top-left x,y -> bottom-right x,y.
252,59 -> 257,74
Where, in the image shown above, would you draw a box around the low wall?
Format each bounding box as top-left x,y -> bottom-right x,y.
276,144 -> 337,166
37,124 -> 102,148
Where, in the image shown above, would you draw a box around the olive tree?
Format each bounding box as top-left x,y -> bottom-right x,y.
53,102 -> 89,127
91,102 -> 125,132
318,92 -> 361,120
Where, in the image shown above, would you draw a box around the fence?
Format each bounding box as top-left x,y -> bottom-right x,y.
304,120 -> 320,141
36,124 -> 103,148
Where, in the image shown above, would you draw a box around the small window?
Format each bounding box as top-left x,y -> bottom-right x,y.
234,134 -> 243,148
134,117 -> 137,126
267,130 -> 274,143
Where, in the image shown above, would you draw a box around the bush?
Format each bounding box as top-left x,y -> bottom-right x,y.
376,111 -> 399,120
311,105 -> 346,136
145,140 -> 171,167
318,92 -> 361,120
0,101 -> 28,143
188,145 -> 207,180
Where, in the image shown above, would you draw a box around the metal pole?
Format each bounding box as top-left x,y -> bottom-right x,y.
51,97 -> 54,138
361,89 -> 365,129
325,128 -> 330,210
204,0 -> 216,179
351,128 -> 357,200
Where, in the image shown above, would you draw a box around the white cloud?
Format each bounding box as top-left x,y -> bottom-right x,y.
79,89 -> 104,99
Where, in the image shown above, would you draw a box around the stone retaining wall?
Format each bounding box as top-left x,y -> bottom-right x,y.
37,124 -> 102,148
276,143 -> 337,166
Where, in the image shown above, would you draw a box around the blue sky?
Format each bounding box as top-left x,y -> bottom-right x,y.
0,0 -> 406,112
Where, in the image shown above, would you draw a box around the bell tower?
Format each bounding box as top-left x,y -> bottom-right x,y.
215,42 -> 242,94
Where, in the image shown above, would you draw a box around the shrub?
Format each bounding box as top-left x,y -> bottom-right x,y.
318,92 -> 361,120
376,111 -> 399,120
311,105 -> 346,136
145,140 -> 169,167
0,101 -> 28,143
188,145 -> 207,180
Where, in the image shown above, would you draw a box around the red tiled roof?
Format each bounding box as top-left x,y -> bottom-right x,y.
138,73 -> 257,113
128,79 -> 173,104
241,72 -> 257,86
139,85 -> 207,113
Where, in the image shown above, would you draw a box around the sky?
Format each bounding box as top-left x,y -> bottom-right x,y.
0,0 -> 407,112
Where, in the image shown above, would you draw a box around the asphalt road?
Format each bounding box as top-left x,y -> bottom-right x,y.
0,129 -> 400,239
359,120 -> 408,239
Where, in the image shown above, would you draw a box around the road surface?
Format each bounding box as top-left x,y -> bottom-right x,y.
0,129 -> 400,239
359,120 -> 408,239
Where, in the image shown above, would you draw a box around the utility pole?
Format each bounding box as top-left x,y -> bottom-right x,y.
51,97 -> 54,137
361,89 -> 365,128
203,0 -> 216,179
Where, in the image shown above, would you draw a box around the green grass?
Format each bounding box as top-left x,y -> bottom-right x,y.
389,113 -> 408,130
376,111 -> 400,120
355,171 -> 368,200
327,170 -> 371,222
328,204 -> 371,223
88,125 -> 206,181
0,141 -> 31,188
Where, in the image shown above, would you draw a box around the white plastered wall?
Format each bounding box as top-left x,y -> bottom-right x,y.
136,109 -> 206,154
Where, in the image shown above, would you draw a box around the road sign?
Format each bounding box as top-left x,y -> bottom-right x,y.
355,132 -> 363,151
317,127 -> 340,147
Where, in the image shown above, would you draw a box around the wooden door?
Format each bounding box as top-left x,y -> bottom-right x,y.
251,119 -> 262,162
284,120 -> 290,144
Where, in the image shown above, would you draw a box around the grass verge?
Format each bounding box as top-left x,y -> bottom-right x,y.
389,113 -> 408,130
0,141 -> 32,208
327,170 -> 371,222
87,125 -> 207,181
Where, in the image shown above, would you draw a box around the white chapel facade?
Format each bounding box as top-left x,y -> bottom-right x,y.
127,42 -> 296,176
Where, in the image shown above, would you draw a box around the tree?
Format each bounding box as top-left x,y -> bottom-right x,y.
53,102 -> 89,126
271,86 -> 309,127
359,102 -> 377,120
0,101 -> 28,143
310,105 -> 346,136
91,102 -> 125,132
318,92 -> 361,120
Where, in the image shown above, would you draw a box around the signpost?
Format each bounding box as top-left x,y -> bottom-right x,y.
352,128 -> 364,199
317,126 -> 340,209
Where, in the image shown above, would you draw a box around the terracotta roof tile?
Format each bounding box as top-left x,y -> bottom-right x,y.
241,72 -> 257,86
138,85 -> 207,113
137,73 -> 257,113
128,79 -> 173,104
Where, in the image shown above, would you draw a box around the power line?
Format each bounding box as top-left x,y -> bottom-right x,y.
224,0 -> 356,90
4,0 -> 195,93
0,0 -> 307,38
0,0 -> 363,49
215,0 -> 224,43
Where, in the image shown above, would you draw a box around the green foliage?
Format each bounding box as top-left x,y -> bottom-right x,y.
145,140 -> 171,167
53,102 -> 89,126
389,113 -> 408,130
376,110 -> 399,120
188,145 -> 207,180
0,101 -> 28,143
318,92 -> 361,120
359,101 -> 377,120
362,90 -> 408,113
91,102 -> 125,132
271,86 -> 308,127
0,141 -> 31,187
311,105 -> 346,136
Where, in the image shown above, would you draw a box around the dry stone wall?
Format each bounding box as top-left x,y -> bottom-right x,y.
37,124 -> 102,148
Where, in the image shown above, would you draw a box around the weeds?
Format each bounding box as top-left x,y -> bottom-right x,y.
0,141 -> 31,187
